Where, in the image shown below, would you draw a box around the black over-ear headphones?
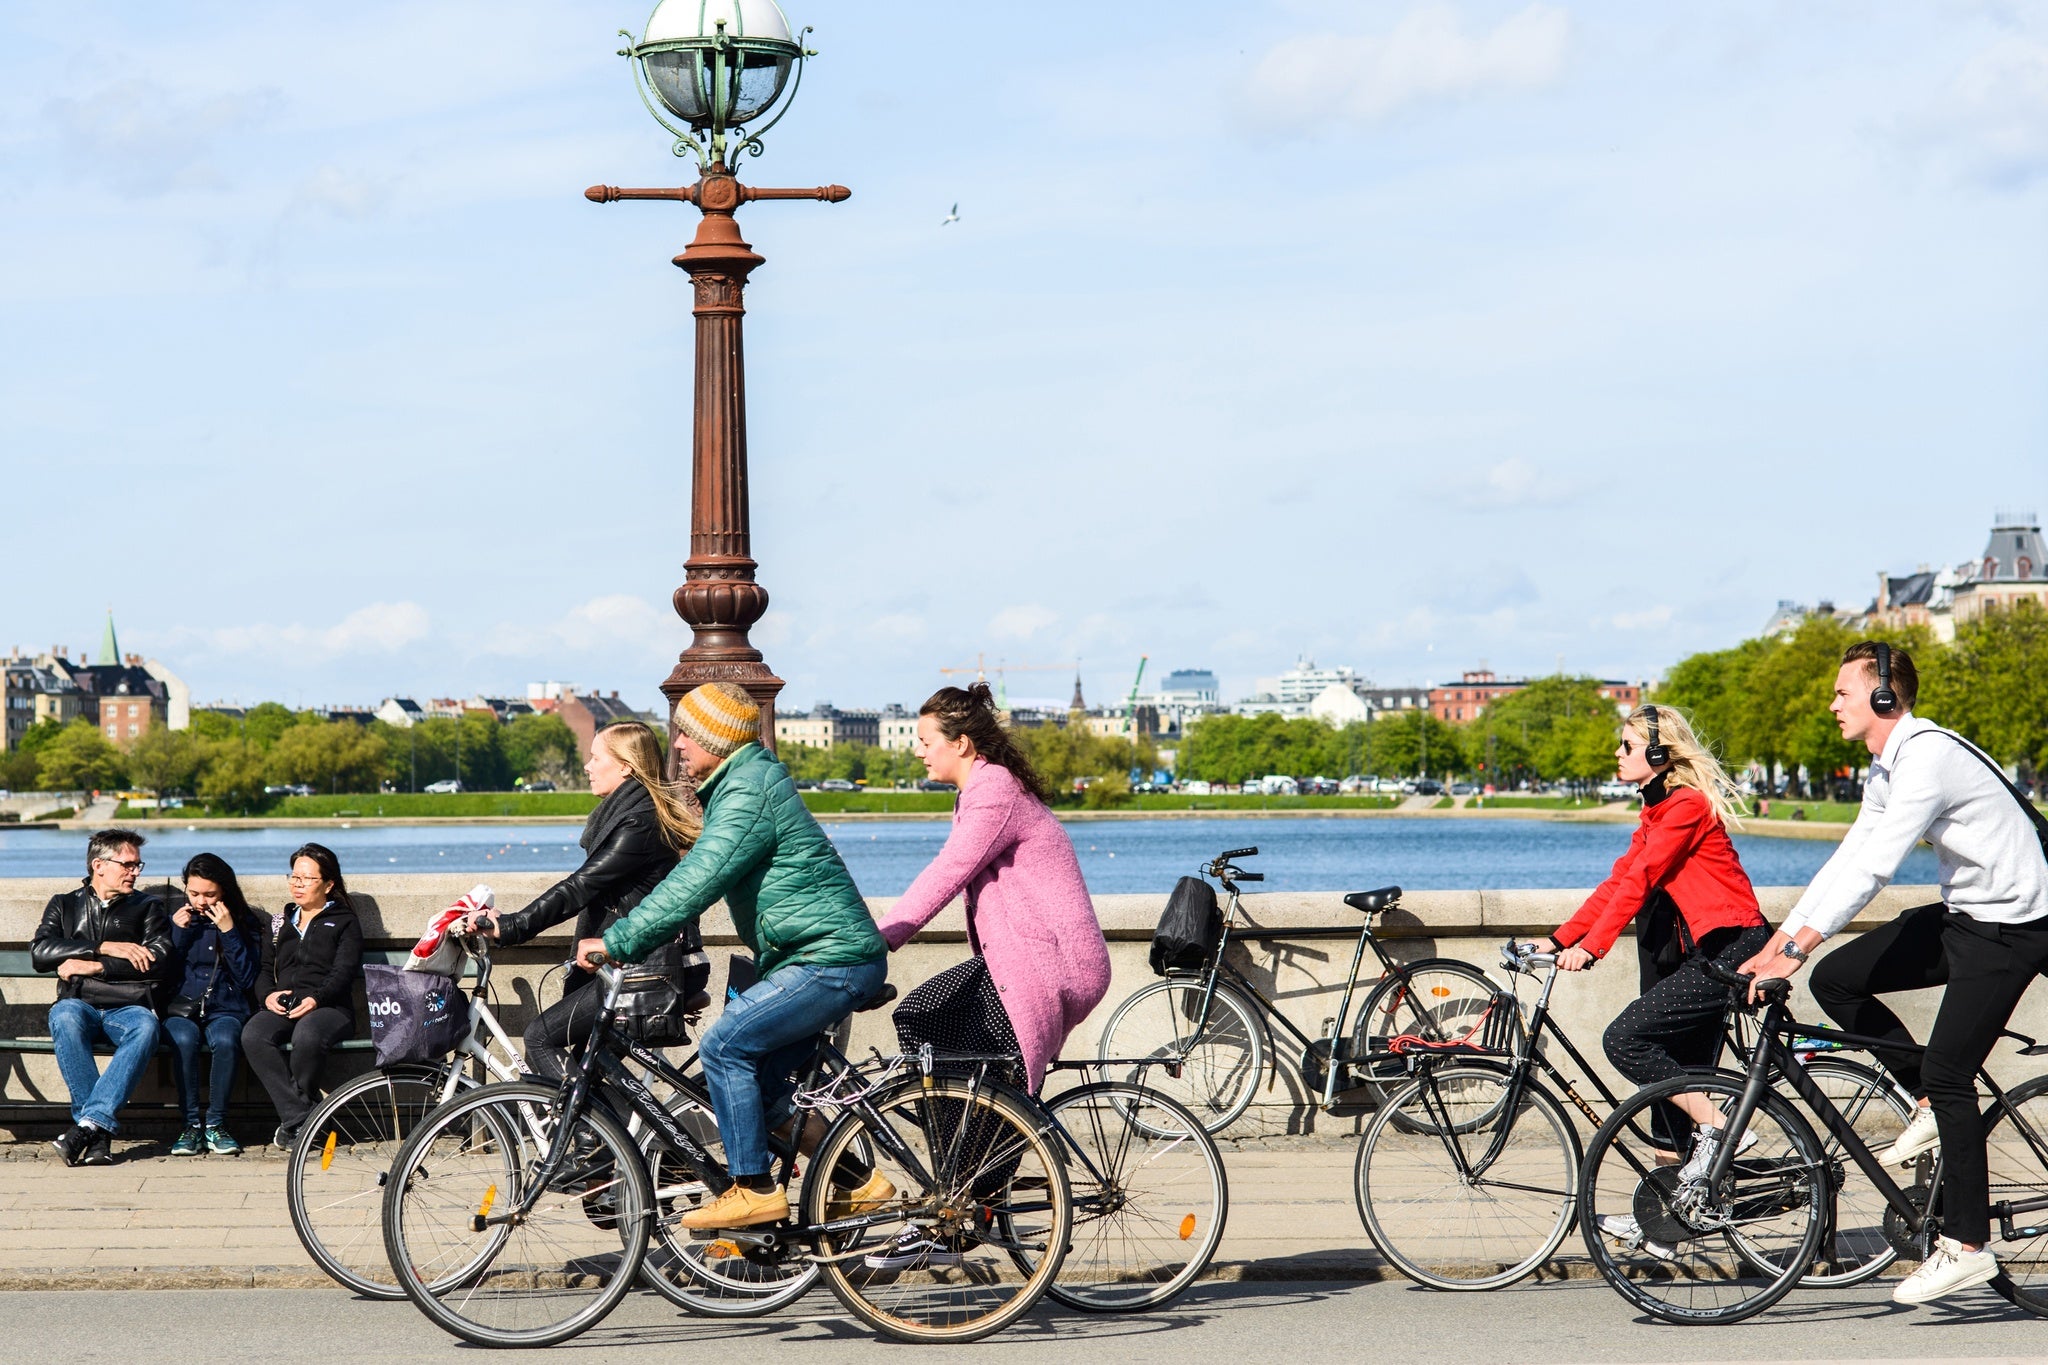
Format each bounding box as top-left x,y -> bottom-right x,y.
1870,643 -> 1899,716
1643,705 -> 1670,768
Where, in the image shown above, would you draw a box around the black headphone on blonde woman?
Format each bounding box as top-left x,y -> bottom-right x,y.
1642,705 -> 1670,769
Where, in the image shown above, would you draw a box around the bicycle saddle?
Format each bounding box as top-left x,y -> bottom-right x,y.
1344,886 -> 1402,914
856,982 -> 899,1013
680,990 -> 713,1016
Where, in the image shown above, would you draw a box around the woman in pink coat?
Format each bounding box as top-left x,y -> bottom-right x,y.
875,683 -> 1111,1094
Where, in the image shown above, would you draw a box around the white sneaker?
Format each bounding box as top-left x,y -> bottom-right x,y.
862,1227 -> 964,1272
1597,1213 -> 1676,1260
1879,1105 -> 1941,1168
1892,1237 -> 1999,1305
1676,1125 -> 1725,1186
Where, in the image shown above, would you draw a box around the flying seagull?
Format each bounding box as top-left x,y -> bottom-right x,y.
941,203 -> 960,226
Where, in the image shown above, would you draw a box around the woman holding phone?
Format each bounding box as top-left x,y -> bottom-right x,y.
241,843 -> 364,1150
163,853 -> 262,1156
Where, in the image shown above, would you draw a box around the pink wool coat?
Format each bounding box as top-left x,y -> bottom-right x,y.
875,758 -> 1111,1091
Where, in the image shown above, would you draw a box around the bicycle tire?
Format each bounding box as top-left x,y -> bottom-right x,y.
1097,977 -> 1266,1135
383,1081 -> 651,1348
804,1074 -> 1071,1343
1351,959 -> 1500,1121
1580,1072 -> 1826,1325
287,1062 -> 465,1299
1038,1081 -> 1228,1311
1765,1057 -> 1913,1287
1355,1061 -> 1579,1290
639,1088 -> 821,1317
1985,1074 -> 2048,1318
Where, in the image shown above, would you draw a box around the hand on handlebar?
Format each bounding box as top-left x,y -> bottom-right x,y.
573,937 -> 610,971
1555,945 -> 1594,972
460,911 -> 498,940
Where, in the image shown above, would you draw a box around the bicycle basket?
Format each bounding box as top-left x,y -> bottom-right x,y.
1149,876 -> 1222,976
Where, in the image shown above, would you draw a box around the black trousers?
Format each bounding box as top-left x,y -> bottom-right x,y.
523,982 -> 605,1082
1606,923 -> 1772,1151
241,1007 -> 355,1129
1809,902 -> 2048,1245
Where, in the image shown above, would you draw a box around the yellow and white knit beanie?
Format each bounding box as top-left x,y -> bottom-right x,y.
674,681 -> 761,759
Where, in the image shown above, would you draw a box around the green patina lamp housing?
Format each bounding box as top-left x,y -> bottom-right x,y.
622,0 -> 811,168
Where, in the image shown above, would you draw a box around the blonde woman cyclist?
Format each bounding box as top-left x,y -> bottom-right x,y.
1525,704 -> 1770,1248
465,722 -> 707,1077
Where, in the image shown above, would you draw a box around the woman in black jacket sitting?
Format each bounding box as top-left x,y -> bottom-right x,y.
468,722 -> 707,1076
242,842 -> 364,1149
164,853 -> 263,1156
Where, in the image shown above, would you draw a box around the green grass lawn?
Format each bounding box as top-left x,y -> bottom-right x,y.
1474,795 -> 1616,810
1128,793 -> 1401,812
1756,801 -> 1863,823
801,791 -> 958,815
278,793 -> 603,818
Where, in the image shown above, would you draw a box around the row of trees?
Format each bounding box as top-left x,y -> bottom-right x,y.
0,704 -> 583,812
781,725 -> 1162,808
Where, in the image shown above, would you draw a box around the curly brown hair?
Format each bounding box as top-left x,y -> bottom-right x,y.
919,683 -> 1056,805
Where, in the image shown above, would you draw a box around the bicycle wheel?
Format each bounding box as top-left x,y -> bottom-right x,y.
1770,1057 -> 1913,1287
1985,1075 -> 2048,1318
804,1075 -> 1071,1343
1355,1062 -> 1579,1290
288,1063 -> 463,1299
1038,1081 -> 1228,1311
1351,960 -> 1499,1113
1580,1073 -> 1826,1325
383,1082 -> 651,1348
639,1089 -> 820,1317
1097,977 -> 1265,1135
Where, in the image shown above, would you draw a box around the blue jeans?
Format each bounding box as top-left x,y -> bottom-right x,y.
49,998 -> 160,1134
162,1013 -> 245,1128
700,959 -> 886,1179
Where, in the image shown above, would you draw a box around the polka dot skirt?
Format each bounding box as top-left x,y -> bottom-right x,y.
893,956 -> 1020,1061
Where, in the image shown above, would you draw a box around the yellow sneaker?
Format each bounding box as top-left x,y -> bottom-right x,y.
826,1170 -> 897,1220
680,1182 -> 789,1231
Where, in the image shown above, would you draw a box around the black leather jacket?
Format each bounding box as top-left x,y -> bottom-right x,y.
494,779 -> 687,991
31,882 -> 175,1006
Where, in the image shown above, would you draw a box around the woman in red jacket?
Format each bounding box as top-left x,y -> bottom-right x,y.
1529,704 -> 1769,1217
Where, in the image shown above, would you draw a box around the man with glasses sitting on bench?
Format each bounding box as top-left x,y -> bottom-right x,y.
1740,641 -> 2048,1306
577,682 -> 889,1233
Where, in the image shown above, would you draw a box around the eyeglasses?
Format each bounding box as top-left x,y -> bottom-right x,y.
287,874 -> 326,886
95,857 -> 145,872
1618,738 -> 1636,756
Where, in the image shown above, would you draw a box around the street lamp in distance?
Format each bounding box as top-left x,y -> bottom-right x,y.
590,0 -> 849,754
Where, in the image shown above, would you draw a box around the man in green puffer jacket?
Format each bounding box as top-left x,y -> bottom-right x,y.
577,682 -> 886,1231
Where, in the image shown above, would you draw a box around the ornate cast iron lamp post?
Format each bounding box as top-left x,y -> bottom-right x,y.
589,0 -> 847,745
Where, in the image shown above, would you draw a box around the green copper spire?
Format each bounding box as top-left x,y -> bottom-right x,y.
97,610 -> 119,666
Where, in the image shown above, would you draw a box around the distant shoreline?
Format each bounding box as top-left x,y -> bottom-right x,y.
32,806 -> 1855,841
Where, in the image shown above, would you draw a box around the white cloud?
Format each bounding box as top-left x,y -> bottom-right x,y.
178,600 -> 430,657
1444,456 -> 1576,509
1609,605 -> 1674,631
988,604 -> 1058,640
293,165 -> 390,221
44,79 -> 281,196
1903,31 -> 2048,190
479,595 -> 676,658
1243,3 -> 1570,127
870,613 -> 927,643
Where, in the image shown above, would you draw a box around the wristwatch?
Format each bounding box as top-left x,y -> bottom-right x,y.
1779,940 -> 1809,963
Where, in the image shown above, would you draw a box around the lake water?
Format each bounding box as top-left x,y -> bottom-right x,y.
0,816 -> 1935,896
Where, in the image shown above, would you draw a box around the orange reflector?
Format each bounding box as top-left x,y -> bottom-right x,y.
1430,986 -> 1451,997
478,1184 -> 497,1219
1178,1214 -> 1197,1241
320,1131 -> 337,1171
707,1239 -> 742,1261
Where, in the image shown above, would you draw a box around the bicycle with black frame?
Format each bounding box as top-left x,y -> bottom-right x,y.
380,951 -> 1228,1346
1577,959 -> 2048,1325
1353,939 -> 1920,1292
1095,846 -> 1498,1134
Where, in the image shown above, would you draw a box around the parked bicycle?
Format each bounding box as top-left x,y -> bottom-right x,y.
1578,960 -> 2048,1325
1353,940 -> 1915,1291
380,954 -> 1228,1347
1096,846 -> 1497,1133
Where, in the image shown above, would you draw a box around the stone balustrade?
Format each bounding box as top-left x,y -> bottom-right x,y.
3,874 -> 2027,1138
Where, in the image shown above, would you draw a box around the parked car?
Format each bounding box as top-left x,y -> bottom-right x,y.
1181,780 -> 1213,796
262,783 -> 315,798
1300,776 -> 1339,795
1258,775 -> 1300,796
518,780 -> 556,793
424,779 -> 464,794
1449,782 -> 1477,796
917,779 -> 957,792
1400,778 -> 1444,797
793,778 -> 819,790
1597,780 -> 1635,801
819,778 -> 858,793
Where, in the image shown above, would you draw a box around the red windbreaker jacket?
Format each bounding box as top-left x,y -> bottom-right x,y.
1551,784 -> 1765,959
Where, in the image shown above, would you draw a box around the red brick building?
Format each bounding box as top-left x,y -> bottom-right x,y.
1429,669 -> 1642,723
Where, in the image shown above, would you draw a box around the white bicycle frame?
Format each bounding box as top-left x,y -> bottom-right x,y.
433,937 -> 528,1104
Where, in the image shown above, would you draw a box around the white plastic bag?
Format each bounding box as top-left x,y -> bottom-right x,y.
407,884 -> 493,976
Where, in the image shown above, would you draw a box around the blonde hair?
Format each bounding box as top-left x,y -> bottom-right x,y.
1628,704 -> 1746,829
597,722 -> 701,851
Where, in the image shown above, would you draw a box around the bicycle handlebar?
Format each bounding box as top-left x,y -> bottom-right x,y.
1217,847 -> 1258,861
1233,871 -> 1264,882
1500,940 -> 1556,973
1701,958 -> 1793,1004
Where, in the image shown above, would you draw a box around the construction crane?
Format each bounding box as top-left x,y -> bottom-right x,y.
936,654 -> 1070,709
1125,656 -> 1149,784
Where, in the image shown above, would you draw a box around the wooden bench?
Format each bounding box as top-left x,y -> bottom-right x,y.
0,949 -> 476,1122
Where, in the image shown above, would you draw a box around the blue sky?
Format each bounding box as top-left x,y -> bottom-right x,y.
5,1 -> 2044,715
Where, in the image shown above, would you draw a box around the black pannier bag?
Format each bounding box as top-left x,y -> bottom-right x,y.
1149,876 -> 1223,976
365,964 -> 470,1067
